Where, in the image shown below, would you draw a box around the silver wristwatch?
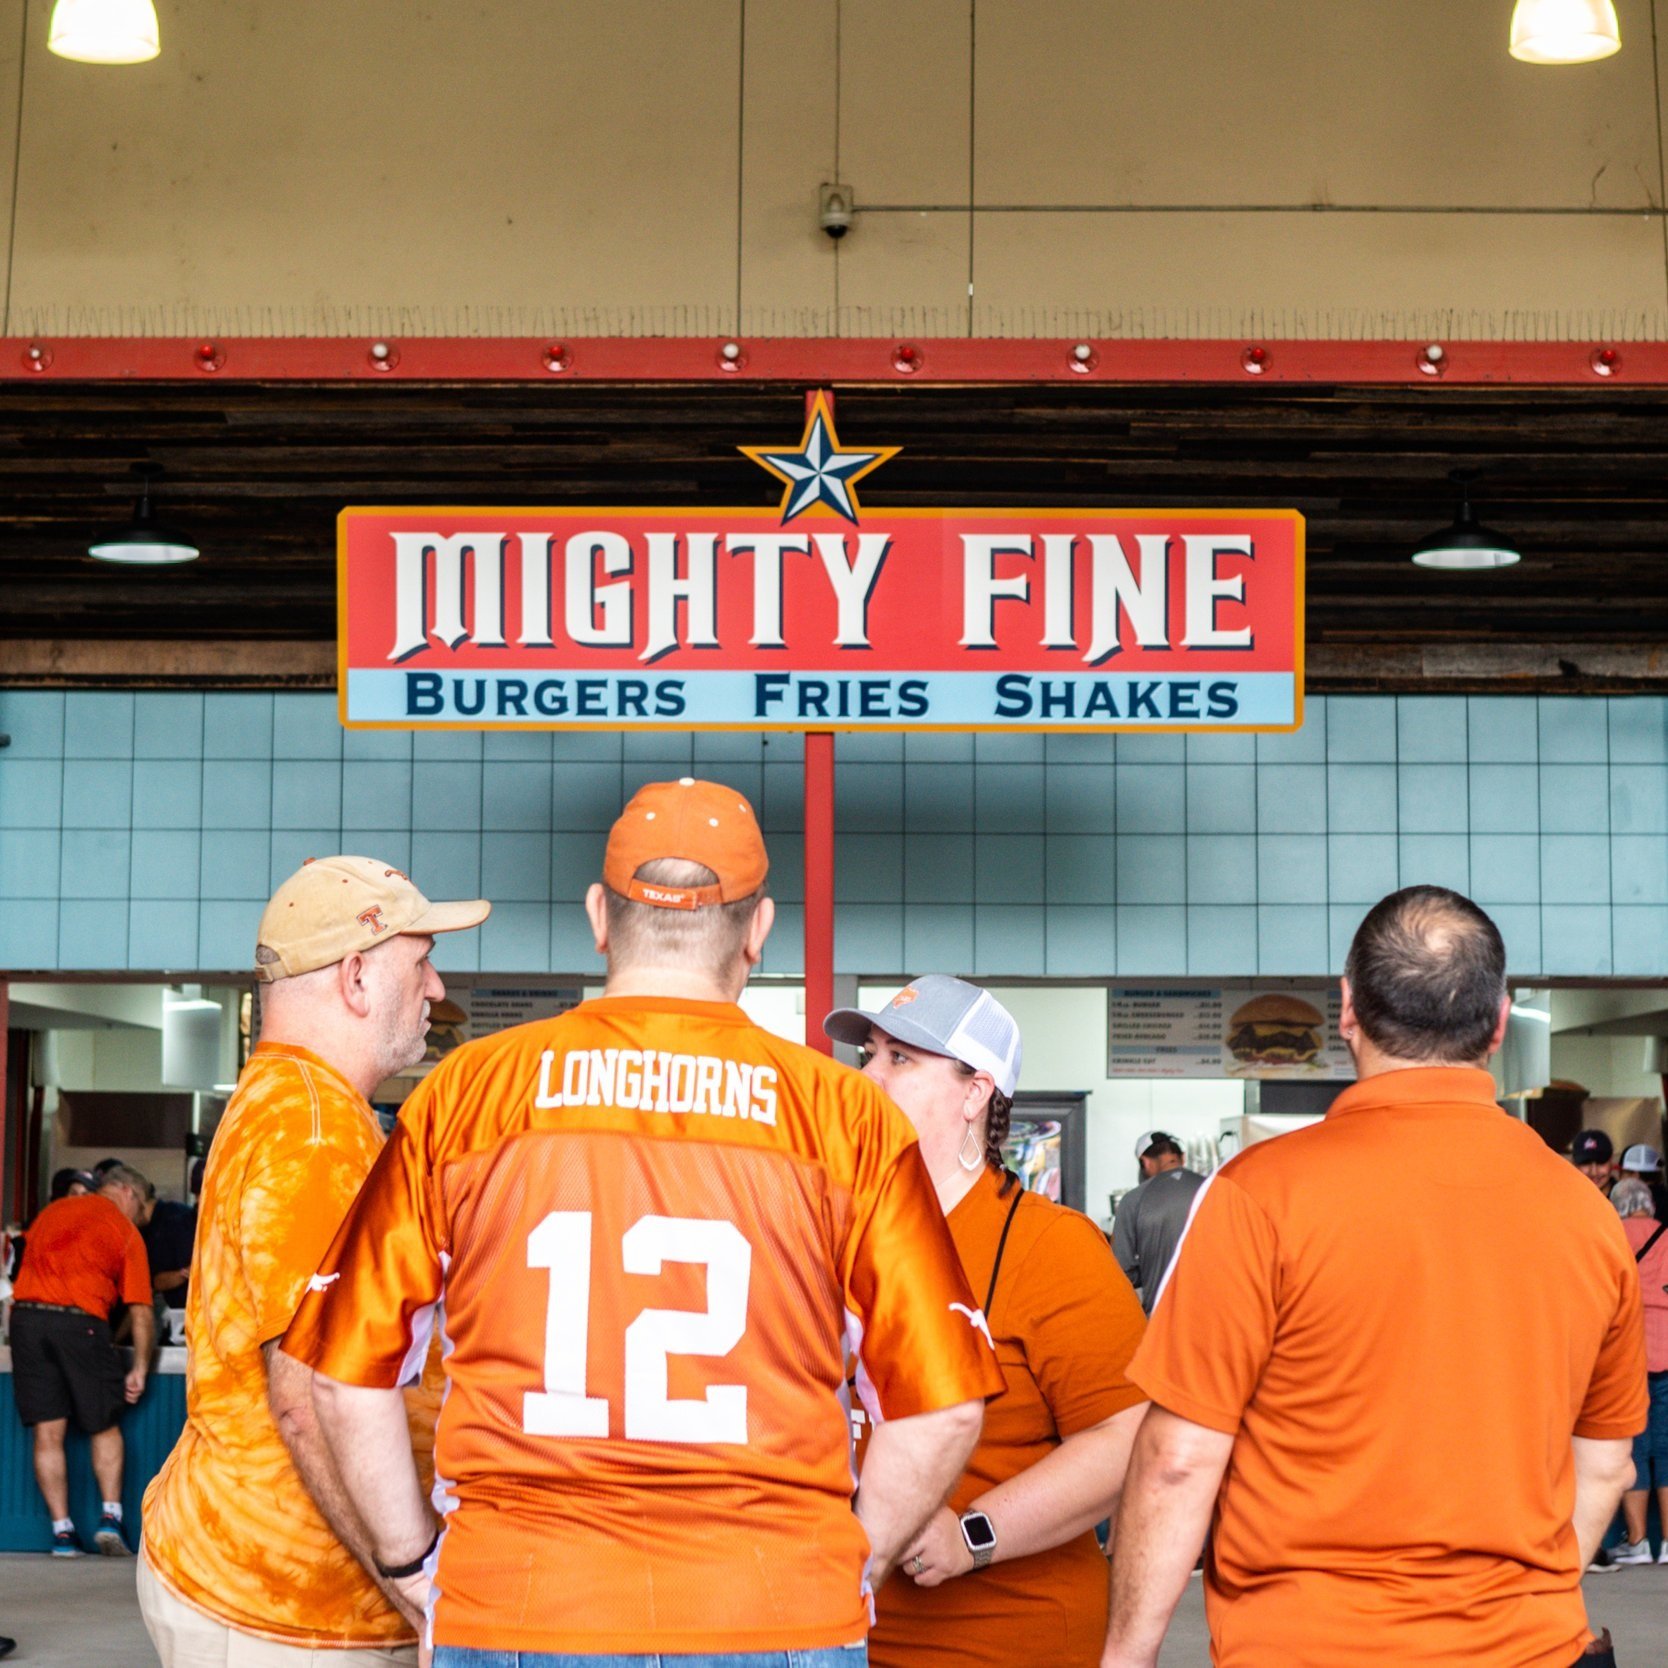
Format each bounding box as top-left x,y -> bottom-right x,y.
959,1509 -> 997,1570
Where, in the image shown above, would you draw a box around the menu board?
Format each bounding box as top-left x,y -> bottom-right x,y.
412,981 -> 585,1073
1108,981 -> 1353,1080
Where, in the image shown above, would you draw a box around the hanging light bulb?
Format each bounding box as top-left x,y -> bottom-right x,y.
1509,0 -> 1621,64
88,464 -> 198,565
48,0 -> 161,65
1411,474 -> 1521,571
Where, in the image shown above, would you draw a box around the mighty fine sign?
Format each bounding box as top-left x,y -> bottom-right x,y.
338,396 -> 1304,733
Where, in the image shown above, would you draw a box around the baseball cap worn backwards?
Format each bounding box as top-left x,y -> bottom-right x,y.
255,855 -> 490,982
604,778 -> 769,910
1134,1130 -> 1179,1162
824,975 -> 1022,1099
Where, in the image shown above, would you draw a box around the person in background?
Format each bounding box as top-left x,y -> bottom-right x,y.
138,856 -> 489,1668
1113,1133 -> 1207,1316
1573,1130 -> 1618,1196
1619,1145 -> 1668,1225
1102,887 -> 1645,1668
1609,1177 -> 1668,1567
140,1180 -> 198,1324
8,1163 -> 153,1557
828,976 -> 1150,1668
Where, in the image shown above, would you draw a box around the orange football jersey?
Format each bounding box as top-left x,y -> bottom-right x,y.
283,995 -> 1002,1656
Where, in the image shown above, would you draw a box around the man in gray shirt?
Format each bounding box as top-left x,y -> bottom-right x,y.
1112,1131 -> 1206,1314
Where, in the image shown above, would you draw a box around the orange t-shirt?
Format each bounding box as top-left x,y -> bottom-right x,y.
142,1042 -> 441,1648
14,1193 -> 151,1315
864,1166 -> 1147,1668
283,996 -> 1003,1657
1131,1066 -> 1648,1668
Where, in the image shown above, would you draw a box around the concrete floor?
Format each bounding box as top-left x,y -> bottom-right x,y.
0,1554 -> 1660,1664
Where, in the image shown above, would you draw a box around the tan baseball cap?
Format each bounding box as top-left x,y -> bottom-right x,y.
603,778 -> 768,909
255,855 -> 490,982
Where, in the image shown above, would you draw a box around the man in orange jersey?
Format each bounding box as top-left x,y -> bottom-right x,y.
1102,886 -> 1646,1668
10,1162 -> 153,1557
139,856 -> 489,1666
282,778 -> 1002,1668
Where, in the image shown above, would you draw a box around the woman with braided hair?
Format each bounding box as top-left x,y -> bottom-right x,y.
824,975 -> 1150,1668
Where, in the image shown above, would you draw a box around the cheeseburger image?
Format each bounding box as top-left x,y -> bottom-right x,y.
1226,993 -> 1325,1069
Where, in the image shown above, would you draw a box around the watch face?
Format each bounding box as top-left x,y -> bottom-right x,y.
962,1512 -> 997,1551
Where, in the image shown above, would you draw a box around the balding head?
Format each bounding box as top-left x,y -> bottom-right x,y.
1343,886 -> 1508,1066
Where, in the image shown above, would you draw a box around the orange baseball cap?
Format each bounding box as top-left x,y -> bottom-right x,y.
255,855 -> 490,982
603,778 -> 769,910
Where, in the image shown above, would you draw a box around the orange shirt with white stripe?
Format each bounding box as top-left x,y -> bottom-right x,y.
282,996 -> 1004,1658
1131,1066 -> 1648,1668
142,1042 -> 440,1648
864,1165 -> 1147,1668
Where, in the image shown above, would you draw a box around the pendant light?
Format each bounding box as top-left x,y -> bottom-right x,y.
1411,474 -> 1521,571
1509,0 -> 1621,64
48,0 -> 161,65
89,464 -> 199,565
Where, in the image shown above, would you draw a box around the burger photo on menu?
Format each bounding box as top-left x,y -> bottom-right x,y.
1225,993 -> 1326,1070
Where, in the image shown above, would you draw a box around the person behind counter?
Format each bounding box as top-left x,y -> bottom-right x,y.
826,976 -> 1150,1668
138,855 -> 488,1668
9,1162 -> 154,1557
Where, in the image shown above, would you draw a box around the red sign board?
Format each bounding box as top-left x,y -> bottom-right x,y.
338,403 -> 1303,733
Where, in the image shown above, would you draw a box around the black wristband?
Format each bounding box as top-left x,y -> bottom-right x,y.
374,1530 -> 438,1580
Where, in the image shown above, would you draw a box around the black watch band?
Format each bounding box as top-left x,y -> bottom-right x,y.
374,1529 -> 438,1580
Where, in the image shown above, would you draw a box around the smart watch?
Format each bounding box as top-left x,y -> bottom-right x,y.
959,1509 -> 997,1570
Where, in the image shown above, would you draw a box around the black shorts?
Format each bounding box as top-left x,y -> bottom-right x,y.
9,1305 -> 126,1433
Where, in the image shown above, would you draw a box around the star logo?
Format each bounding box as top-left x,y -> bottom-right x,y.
739,392 -> 899,526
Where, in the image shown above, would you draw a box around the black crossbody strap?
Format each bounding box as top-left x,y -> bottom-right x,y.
1636,1221 -> 1668,1263
984,1174 -> 1025,1320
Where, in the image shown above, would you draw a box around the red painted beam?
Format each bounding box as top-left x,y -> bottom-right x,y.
802,731 -> 836,1058
0,335 -> 1653,385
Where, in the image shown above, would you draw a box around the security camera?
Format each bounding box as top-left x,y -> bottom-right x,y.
819,183 -> 854,240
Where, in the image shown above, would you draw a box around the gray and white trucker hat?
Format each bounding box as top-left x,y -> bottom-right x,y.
824,975 -> 1022,1097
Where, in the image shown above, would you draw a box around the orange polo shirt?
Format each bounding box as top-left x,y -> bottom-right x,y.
142,1042 -> 440,1649
1132,1066 -> 1647,1668
865,1166 -> 1148,1668
14,1193 -> 151,1315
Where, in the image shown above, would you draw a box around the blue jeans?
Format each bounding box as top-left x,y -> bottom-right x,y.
1630,1370 -> 1668,1492
434,1650 -> 866,1668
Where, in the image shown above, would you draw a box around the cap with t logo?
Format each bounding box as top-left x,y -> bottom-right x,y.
823,975 -> 1022,1098
254,855 -> 490,983
603,778 -> 769,910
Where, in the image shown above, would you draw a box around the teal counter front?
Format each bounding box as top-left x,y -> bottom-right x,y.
0,1344 -> 187,1553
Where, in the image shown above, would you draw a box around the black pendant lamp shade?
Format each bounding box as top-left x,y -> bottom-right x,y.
89,463 -> 199,565
1411,474 -> 1521,571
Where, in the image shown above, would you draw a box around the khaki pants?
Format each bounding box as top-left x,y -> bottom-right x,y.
138,1547 -> 419,1667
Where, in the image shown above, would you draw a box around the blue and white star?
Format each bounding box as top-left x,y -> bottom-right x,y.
740,393 -> 900,525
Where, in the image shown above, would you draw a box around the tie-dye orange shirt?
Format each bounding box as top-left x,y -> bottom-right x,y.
142,1041 -> 440,1647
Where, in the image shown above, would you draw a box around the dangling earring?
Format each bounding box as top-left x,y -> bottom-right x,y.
958,1124 -> 984,1172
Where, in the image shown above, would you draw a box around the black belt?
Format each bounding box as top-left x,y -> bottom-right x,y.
13,1301 -> 100,1318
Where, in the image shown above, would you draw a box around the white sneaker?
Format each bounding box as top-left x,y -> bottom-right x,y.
1611,1539 -> 1652,1565
1658,1542 -> 1668,1565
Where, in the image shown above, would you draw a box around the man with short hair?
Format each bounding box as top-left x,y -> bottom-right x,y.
1573,1129 -> 1617,1196
139,856 -> 489,1667
1102,886 -> 1646,1668
1112,1132 -> 1207,1315
10,1162 -> 154,1557
282,778 -> 1002,1668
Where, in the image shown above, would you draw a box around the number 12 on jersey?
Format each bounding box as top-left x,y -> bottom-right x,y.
524,1211 -> 753,1444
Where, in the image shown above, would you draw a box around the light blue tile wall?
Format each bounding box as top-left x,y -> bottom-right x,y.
1,693 -> 1665,979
